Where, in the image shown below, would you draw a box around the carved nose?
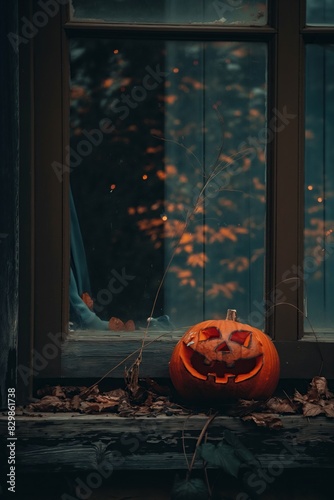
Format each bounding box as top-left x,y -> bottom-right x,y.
215,341 -> 231,353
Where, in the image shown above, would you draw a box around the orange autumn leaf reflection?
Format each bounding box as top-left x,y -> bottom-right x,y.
209,226 -> 248,243
69,38 -> 271,325
165,164 -> 178,175
146,145 -> 164,154
170,266 -> 196,288
182,76 -> 206,90
102,78 -> 114,88
71,86 -> 86,99
220,256 -> 249,272
207,282 -> 243,299
187,253 -> 209,268
179,233 -> 193,244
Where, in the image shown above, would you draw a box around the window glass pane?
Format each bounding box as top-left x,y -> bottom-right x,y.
70,0 -> 267,26
305,44 -> 334,331
306,0 -> 334,26
69,39 -> 267,332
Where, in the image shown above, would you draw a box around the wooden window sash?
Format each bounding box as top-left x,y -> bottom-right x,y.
19,0 -> 334,391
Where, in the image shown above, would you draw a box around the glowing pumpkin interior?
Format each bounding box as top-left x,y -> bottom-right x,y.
181,326 -> 264,384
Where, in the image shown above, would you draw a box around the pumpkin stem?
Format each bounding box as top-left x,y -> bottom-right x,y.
226,309 -> 237,321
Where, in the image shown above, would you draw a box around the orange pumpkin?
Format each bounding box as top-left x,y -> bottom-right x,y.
169,313 -> 280,402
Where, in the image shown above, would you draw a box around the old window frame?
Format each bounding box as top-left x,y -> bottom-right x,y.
17,0 -> 334,403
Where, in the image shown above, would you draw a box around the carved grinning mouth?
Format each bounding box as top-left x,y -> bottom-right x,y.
181,343 -> 263,384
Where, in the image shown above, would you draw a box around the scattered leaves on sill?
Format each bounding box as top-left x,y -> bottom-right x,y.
27,395 -> 72,413
27,383 -> 190,418
238,376 -> 334,428
293,376 -> 334,418
24,376 -> 334,424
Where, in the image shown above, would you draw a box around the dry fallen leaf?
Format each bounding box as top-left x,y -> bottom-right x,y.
293,377 -> 334,418
28,396 -> 71,412
94,395 -> 120,411
37,385 -> 66,398
70,395 -> 81,411
266,397 -> 297,414
323,402 -> 334,418
293,390 -> 308,404
302,402 -> 324,417
80,401 -> 102,414
309,376 -> 334,400
242,412 -> 283,429
104,388 -> 127,399
53,385 -> 66,398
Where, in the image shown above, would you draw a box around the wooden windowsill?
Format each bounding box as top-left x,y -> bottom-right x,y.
0,413 -> 333,473
60,330 -> 334,379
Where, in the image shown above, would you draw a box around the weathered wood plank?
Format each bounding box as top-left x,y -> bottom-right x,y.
61,331 -> 334,379
1,414 -> 333,473
61,330 -> 180,378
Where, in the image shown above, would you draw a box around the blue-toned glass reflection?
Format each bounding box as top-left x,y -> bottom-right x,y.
69,39 -> 267,331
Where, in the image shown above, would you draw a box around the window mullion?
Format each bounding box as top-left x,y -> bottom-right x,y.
33,0 -> 64,376
267,0 -> 304,341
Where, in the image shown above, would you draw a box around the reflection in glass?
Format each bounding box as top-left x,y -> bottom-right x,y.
69,39 -> 267,331
70,0 -> 267,26
307,0 -> 334,25
305,45 -> 334,330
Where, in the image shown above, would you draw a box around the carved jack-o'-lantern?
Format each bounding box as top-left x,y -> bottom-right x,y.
169,310 -> 280,402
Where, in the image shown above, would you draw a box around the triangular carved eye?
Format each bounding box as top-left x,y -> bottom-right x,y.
230,330 -> 252,348
199,327 -> 221,342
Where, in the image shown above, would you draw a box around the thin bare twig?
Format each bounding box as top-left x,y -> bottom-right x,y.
80,331 -> 173,397
182,414 -> 192,471
151,135 -> 202,169
127,132 -> 236,385
203,430 -> 212,498
186,412 -> 218,481
266,301 -> 324,375
86,113 -> 253,391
